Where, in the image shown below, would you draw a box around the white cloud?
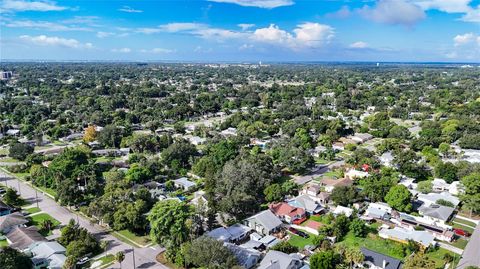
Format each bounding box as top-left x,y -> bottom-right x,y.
208,0 -> 293,9
461,5 -> 480,22
454,32 -> 477,46
1,0 -> 67,12
411,0 -> 471,13
196,28 -> 247,40
358,0 -> 426,26
140,48 -> 175,53
4,20 -> 91,31
326,5 -> 351,19
159,23 -> 205,32
252,23 -> 334,49
238,23 -> 255,30
239,43 -> 254,50
111,48 -> 131,53
349,41 -> 369,49
96,31 -> 114,38
448,32 -> 480,60
118,5 -> 143,13
19,35 -> 92,49
62,16 -> 99,25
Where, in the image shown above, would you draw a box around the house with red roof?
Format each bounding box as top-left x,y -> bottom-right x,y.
269,202 -> 306,224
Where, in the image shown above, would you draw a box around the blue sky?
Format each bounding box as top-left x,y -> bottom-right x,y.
0,0 -> 479,62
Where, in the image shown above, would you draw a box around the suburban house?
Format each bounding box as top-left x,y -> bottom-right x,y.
288,194 -> 323,215
6,226 -> 46,251
0,212 -> 28,233
365,203 -> 392,221
417,192 -> 460,208
380,151 -> 394,167
0,200 -> 12,216
220,127 -> 238,137
173,177 -> 197,191
190,190 -> 208,210
349,133 -> 374,144
431,178 -> 462,195
396,214 -> 454,242
244,210 -> 283,236
344,169 -> 369,180
224,242 -> 262,269
257,250 -> 303,269
29,241 -> 67,269
379,227 -> 436,248
207,224 -> 252,243
361,248 -> 402,269
269,202 -> 306,224
332,206 -> 353,217
319,178 -> 353,193
418,204 -> 455,225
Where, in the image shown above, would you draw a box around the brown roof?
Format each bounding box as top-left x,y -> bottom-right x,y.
0,213 -> 28,232
320,178 -> 353,187
304,220 -> 322,230
6,226 -> 46,250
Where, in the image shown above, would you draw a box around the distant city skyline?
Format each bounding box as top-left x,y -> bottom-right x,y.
1,0 -> 479,62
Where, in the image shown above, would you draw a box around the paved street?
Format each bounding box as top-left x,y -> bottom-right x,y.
457,221 -> 480,269
0,170 -> 167,269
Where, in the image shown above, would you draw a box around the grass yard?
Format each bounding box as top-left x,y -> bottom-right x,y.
288,233 -> 316,249
452,217 -> 477,228
24,207 -> 41,215
315,158 -> 330,165
445,238 -> 468,249
338,231 -> 407,260
322,170 -> 343,178
0,239 -> 8,247
157,252 -> 183,269
28,213 -> 61,235
13,172 -> 29,179
425,248 -> 460,269
0,157 -> 21,163
451,222 -> 475,234
115,230 -> 151,247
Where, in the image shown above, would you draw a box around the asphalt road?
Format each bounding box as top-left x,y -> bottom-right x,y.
0,170 -> 167,269
457,221 -> 480,269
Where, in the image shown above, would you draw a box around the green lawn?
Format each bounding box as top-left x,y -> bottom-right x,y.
0,239 -> 8,247
24,207 -> 41,215
13,172 -> 29,179
451,222 -> 475,234
288,233 -> 316,249
425,248 -> 460,269
452,217 -> 477,228
445,238 -> 468,249
315,158 -> 330,165
28,213 -> 61,236
322,170 -> 343,178
0,157 -> 21,163
114,230 -> 151,246
338,231 -> 407,260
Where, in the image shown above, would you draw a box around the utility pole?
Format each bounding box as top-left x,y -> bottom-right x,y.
132,248 -> 136,269
17,180 -> 21,195
35,189 -> 39,208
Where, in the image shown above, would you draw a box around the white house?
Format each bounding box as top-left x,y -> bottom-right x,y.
332,206 -> 353,217
243,210 -> 283,236
173,177 -> 196,191
379,227 -> 435,248
344,169 -> 369,180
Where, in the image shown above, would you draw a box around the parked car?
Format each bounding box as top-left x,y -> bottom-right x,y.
288,227 -> 299,234
297,231 -> 309,238
453,228 -> 471,237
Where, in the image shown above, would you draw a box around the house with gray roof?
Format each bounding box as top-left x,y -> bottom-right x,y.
258,250 -> 303,269
224,242 -> 262,269
361,248 -> 402,269
288,194 -> 323,214
418,204 -> 455,224
206,223 -> 252,243
379,227 -> 435,247
417,192 -> 460,207
173,177 -> 196,191
244,210 -> 283,236
29,241 -> 67,269
0,212 -> 28,233
6,226 -> 46,251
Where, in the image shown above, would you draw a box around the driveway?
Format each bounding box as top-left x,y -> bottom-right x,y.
0,170 -> 167,269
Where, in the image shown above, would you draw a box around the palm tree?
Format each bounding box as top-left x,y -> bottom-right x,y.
344,247 -> 364,268
115,251 -> 125,269
40,219 -> 54,233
